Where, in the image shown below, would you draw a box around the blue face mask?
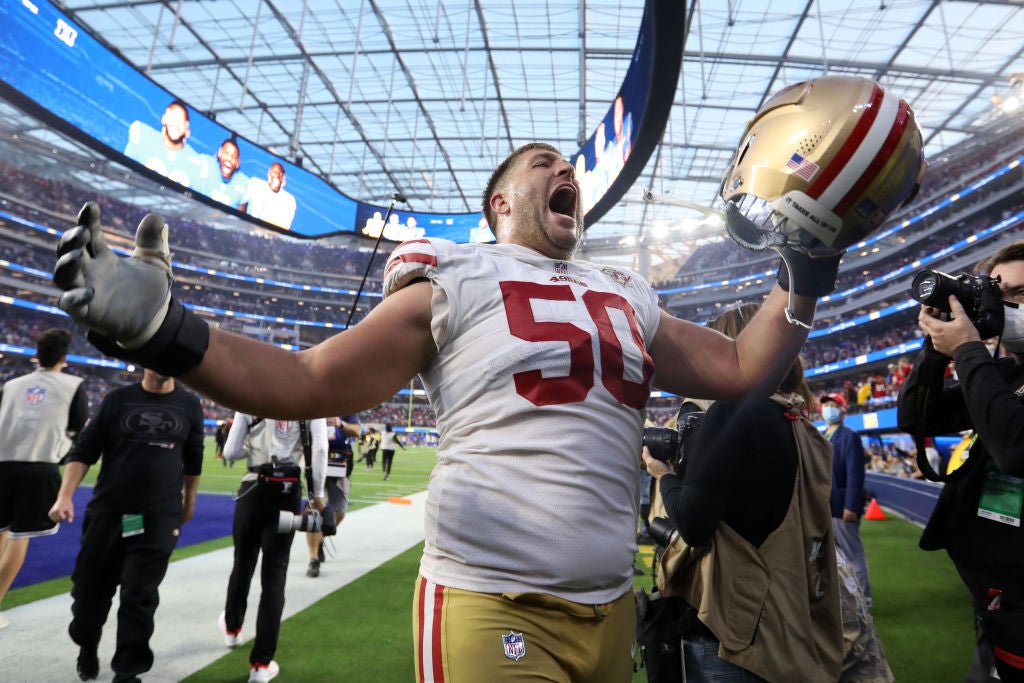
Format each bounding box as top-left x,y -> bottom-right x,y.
822,405 -> 842,423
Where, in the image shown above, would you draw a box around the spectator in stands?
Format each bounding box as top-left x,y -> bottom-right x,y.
0,329 -> 89,630
898,241 -> 1024,682
821,393 -> 873,609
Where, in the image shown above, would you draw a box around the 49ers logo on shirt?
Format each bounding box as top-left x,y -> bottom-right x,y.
120,407 -> 183,437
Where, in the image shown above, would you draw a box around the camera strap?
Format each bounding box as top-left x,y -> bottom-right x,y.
914,430 -> 983,483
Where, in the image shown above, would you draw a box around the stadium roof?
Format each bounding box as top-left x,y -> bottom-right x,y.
8,0 -> 1024,273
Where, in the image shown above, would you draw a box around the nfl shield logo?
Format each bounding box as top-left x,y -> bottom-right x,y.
501,631 -> 526,661
23,386 -> 45,405
554,261 -> 568,275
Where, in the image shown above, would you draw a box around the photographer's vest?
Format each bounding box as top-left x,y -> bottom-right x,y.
657,393 -> 842,682
239,417 -> 305,483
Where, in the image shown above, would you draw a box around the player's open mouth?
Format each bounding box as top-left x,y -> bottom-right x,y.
549,185 -> 577,220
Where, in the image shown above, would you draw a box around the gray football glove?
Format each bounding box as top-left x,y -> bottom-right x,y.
55,202 -> 172,347
54,202 -> 208,375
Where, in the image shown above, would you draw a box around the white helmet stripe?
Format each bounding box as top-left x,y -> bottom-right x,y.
816,88 -> 902,208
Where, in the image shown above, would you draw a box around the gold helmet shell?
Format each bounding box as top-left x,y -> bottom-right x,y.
721,75 -> 926,253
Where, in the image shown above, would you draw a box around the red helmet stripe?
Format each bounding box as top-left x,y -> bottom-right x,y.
833,99 -> 911,216
806,82 -> 885,200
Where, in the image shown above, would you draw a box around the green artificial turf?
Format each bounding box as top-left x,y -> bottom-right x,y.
10,445 -> 979,682
861,516 -> 976,682
184,543 -> 422,682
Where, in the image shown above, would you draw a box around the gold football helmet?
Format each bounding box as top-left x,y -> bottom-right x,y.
721,75 -> 926,255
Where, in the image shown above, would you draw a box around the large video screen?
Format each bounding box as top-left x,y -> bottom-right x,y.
0,0 -> 490,240
0,0 -> 661,241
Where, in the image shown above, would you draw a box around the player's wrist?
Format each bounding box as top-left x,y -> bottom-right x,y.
88,298 -> 209,376
776,247 -> 842,297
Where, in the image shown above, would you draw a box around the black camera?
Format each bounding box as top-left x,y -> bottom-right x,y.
910,269 -> 1004,339
277,508 -> 336,537
643,412 -> 704,475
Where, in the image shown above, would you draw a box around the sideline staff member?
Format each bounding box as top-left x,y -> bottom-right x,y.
898,241 -> 1024,682
49,368 -> 203,683
0,328 -> 88,629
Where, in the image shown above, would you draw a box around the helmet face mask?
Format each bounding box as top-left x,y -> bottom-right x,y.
721,75 -> 927,254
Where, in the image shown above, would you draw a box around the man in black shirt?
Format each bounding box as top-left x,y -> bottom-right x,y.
49,369 -> 204,683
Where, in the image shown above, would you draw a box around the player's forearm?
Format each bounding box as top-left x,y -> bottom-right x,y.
181,291 -> 430,419
733,286 -> 815,396
183,328 -> 372,419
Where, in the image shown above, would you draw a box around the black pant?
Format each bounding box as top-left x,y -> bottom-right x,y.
381,449 -> 395,476
957,562 -> 1024,683
69,512 -> 180,678
224,480 -> 300,666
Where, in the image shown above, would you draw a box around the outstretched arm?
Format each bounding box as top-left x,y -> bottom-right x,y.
186,282 -> 434,418
54,203 -> 436,420
650,285 -> 815,401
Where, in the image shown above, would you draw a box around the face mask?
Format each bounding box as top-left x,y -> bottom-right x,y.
821,405 -> 842,423
1002,301 -> 1024,353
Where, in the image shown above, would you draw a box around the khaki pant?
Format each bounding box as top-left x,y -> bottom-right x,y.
412,576 -> 635,682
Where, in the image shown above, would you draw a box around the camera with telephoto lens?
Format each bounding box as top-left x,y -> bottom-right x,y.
643,411 -> 704,476
277,508 -> 336,537
910,269 -> 1004,339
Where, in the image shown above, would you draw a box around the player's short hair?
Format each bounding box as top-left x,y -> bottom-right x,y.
481,142 -> 562,234
36,328 -> 72,368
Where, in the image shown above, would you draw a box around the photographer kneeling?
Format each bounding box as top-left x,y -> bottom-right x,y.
642,303 -> 843,682
898,242 -> 1024,683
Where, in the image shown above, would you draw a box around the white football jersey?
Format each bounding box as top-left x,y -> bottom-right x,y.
384,238 -> 661,602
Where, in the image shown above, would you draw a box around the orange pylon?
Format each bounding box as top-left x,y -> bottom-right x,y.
864,498 -> 887,521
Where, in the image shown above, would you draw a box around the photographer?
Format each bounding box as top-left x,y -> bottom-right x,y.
218,414 -> 327,683
305,415 -> 360,578
642,304 -> 845,682
898,242 -> 1024,683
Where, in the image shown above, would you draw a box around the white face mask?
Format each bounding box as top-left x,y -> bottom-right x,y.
1001,301 -> 1024,353
821,405 -> 842,423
